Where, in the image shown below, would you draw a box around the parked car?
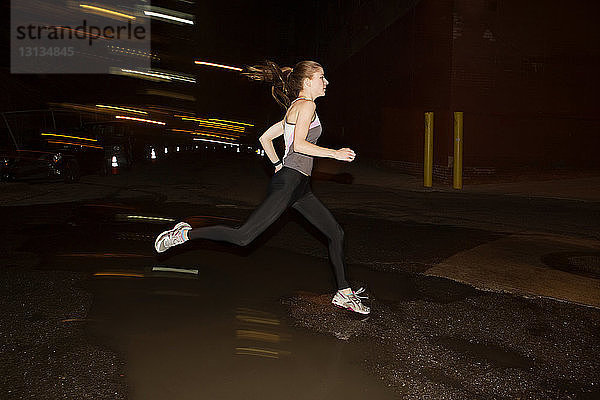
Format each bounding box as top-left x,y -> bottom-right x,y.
0,148 -> 82,183
1,127 -> 105,183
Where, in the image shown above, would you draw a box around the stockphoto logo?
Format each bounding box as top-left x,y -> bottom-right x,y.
11,0 -> 151,74
15,20 -> 147,46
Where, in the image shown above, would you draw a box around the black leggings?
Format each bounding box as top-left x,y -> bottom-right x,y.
188,167 -> 350,289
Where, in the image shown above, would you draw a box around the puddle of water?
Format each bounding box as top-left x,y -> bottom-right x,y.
80,246 -> 397,399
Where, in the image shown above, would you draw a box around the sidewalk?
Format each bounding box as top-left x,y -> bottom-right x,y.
315,159 -> 600,308
314,158 -> 600,202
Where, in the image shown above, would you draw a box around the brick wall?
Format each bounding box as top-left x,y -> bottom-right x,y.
322,0 -> 600,172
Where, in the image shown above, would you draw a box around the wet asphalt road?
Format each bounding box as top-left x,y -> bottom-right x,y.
1,156 -> 599,399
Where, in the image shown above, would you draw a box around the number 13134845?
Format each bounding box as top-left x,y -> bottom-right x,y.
18,46 -> 74,57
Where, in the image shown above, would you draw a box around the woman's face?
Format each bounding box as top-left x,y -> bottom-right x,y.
307,68 -> 329,98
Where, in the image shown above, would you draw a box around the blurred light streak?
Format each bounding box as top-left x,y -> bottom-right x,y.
175,116 -> 245,132
115,115 -> 166,125
80,4 -> 135,20
93,272 -> 144,278
194,61 -> 242,72
209,118 -> 254,127
96,104 -> 148,114
196,121 -> 244,132
194,132 -> 240,140
195,120 -> 244,129
235,347 -> 283,359
125,215 -> 175,222
152,266 -> 199,274
193,138 -> 240,146
52,26 -> 102,39
120,68 -> 195,83
41,133 -> 97,142
174,114 -> 250,126
170,129 -> 240,141
47,140 -> 103,149
235,315 -> 280,326
236,329 -> 281,343
144,10 -> 194,25
108,45 -> 157,59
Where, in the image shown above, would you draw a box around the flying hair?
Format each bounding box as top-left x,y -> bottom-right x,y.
242,60 -> 322,109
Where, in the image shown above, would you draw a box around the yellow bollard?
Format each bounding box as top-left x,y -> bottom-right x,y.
453,112 -> 463,189
424,112 -> 434,187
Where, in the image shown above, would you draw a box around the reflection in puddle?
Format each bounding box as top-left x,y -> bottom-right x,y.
235,314 -> 280,326
235,347 -> 290,359
236,329 -> 285,343
235,307 -> 290,359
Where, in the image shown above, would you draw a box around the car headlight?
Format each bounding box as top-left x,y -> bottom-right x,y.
52,153 -> 62,163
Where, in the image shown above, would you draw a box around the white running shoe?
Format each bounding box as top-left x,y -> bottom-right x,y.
154,222 -> 191,253
332,287 -> 370,314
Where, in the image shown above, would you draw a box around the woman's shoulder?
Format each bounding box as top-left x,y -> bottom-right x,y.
286,99 -> 316,124
288,99 -> 316,115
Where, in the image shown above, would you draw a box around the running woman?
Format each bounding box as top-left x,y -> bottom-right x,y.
154,60 -> 369,314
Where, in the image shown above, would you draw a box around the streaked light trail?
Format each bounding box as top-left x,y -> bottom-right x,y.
96,105 -> 148,114
171,129 -> 240,140
126,215 -> 175,222
120,68 -> 196,83
194,61 -> 242,72
80,4 -> 135,20
175,115 -> 246,132
116,116 -> 166,125
193,138 -> 240,146
42,133 -> 98,142
144,10 -> 194,25
47,140 -> 103,149
209,118 -> 254,127
152,266 -> 199,274
175,115 -> 252,128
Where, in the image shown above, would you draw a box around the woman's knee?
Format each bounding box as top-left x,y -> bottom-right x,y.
331,223 -> 344,243
233,226 -> 258,247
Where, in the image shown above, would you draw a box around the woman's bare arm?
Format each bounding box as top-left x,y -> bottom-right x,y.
292,101 -> 355,162
258,119 -> 285,166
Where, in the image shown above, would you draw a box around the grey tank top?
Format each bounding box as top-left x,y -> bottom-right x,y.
282,100 -> 322,176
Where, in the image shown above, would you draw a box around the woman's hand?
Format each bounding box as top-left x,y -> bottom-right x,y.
334,148 -> 356,162
275,164 -> 283,173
